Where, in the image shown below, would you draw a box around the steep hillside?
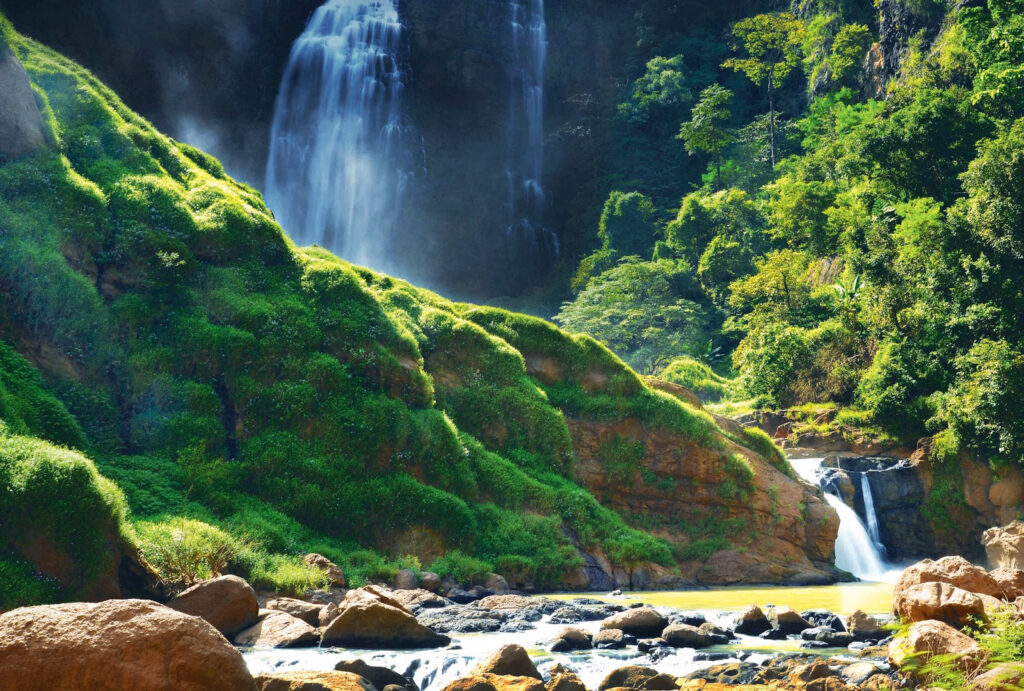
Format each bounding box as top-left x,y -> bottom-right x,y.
0,12 -> 839,607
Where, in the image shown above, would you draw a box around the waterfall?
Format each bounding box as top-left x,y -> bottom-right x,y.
265,0 -> 413,272
860,472 -> 886,557
789,457 -> 897,582
505,0 -> 559,268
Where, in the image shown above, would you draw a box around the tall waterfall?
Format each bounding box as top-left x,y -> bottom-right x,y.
265,0 -> 412,271
861,473 -> 886,557
789,457 -> 898,582
505,0 -> 558,266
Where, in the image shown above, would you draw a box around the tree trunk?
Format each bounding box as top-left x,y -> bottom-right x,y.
768,80 -> 776,170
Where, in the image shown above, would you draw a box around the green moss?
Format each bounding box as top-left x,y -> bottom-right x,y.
659,357 -> 734,402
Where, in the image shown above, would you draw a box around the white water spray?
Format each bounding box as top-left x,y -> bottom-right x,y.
861,472 -> 886,557
266,0 -> 412,271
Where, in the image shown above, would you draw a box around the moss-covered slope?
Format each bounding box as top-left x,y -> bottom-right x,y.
0,12 -> 838,602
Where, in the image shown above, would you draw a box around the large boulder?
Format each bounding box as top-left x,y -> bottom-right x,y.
983,522 -> 1024,571
550,628 -> 591,652
0,599 -> 255,690
889,619 -> 984,673
485,574 -> 511,595
662,623 -> 712,649
894,557 -> 1003,601
267,598 -> 324,626
255,672 -> 377,691
991,569 -> 1024,601
597,666 -> 675,691
846,610 -> 883,641
893,581 -> 986,628
334,659 -> 418,691
733,605 -> 770,635
419,572 -> 442,593
234,610 -> 318,648
0,48 -> 46,159
472,644 -> 541,680
320,591 -> 449,649
970,663 -> 1024,691
304,554 -> 346,588
394,569 -> 419,591
167,575 -> 259,637
599,607 -> 667,637
441,675 -> 544,691
390,588 -> 448,611
766,606 -> 811,634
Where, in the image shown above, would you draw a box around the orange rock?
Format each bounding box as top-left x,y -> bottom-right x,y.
600,607 -> 667,637
441,674 -> 545,691
320,592 -> 448,648
893,557 -> 1004,602
472,644 -> 541,679
0,599 -> 255,690
255,671 -> 377,691
303,553 -> 346,587
893,581 -> 986,628
990,569 -> 1024,600
167,575 -> 260,637
889,619 -> 985,673
267,598 -> 324,626
234,610 -> 318,648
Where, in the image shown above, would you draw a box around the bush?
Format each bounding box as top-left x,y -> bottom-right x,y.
659,356 -> 733,401
428,550 -> 494,585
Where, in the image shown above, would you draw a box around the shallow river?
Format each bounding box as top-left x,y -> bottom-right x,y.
243,582 -> 894,690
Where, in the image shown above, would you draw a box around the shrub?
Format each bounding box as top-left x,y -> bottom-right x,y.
428,550 -> 494,585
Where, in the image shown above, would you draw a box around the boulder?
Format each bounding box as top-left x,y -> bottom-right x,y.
418,607 -> 504,633
599,607 -> 667,637
472,644 -> 541,680
255,672 -> 376,691
234,610 -> 318,648
894,581 -> 986,628
441,675 -> 544,691
766,606 -> 811,634
549,607 -> 583,624
801,610 -> 845,632
320,593 -> 449,649
546,669 -> 587,691
662,623 -> 712,648
334,659 -> 418,691
846,610 -> 883,641
0,48 -> 46,159
167,575 -> 260,637
841,662 -> 882,685
733,605 -> 770,635
485,574 -> 511,595
888,619 -> 984,673
592,628 -> 625,649
799,626 -> 854,647
419,572 -> 442,593
894,557 -> 1003,601
991,569 -> 1024,601
304,554 -> 346,588
550,628 -> 591,652
598,666 -> 673,691
0,599 -> 255,690
267,598 -> 323,626
970,663 -> 1024,690
390,588 -> 448,611
983,522 -> 1024,570
670,611 -> 707,627
394,569 -> 419,591
320,602 -> 341,627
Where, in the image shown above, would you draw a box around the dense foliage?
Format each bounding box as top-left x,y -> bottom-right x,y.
560,0 -> 1024,480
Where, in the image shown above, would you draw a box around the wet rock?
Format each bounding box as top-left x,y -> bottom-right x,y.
894,581 -> 986,628
499,620 -> 535,633
697,622 -> 731,644
683,662 -> 761,685
759,627 -> 789,640
894,556 -> 1003,600
800,626 -> 854,647
335,659 -> 418,691
447,589 -> 479,604
889,620 -> 984,673
669,611 -> 706,627
418,607 -> 504,633
550,628 -> 591,652
469,587 -> 495,600
983,522 -> 1024,571
548,607 -> 582,624
304,554 -> 346,588
598,666 -> 670,691
472,644 -> 541,680
475,595 -> 558,619
767,605 -> 811,634
802,609 -> 845,632
662,623 -> 712,648
800,640 -> 831,649
0,599 -> 256,690
599,607 -> 667,637
733,605 -> 770,635
846,610 -> 884,641
790,659 -> 834,683
592,628 -> 625,649
394,569 -> 419,591
320,590 -> 450,649
441,674 -> 544,691
419,572 -> 442,593
692,652 -> 732,662
636,637 -> 667,652
256,671 -> 373,691
267,598 -> 323,627
234,610 -> 318,648
167,575 -> 260,637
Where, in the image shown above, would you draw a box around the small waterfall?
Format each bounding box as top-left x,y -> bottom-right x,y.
505,0 -> 559,271
860,472 -> 886,557
789,457 -> 896,581
265,0 -> 413,271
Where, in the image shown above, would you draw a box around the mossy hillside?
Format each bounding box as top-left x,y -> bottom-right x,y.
0,13 -> 802,593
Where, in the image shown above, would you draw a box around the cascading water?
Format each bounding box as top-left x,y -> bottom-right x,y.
265,0 -> 413,272
860,472 -> 886,557
789,457 -> 897,582
505,0 -> 559,270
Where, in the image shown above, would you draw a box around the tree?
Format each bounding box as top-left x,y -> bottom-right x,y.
723,13 -> 805,168
618,55 -> 693,126
597,191 -> 659,258
678,85 -> 734,188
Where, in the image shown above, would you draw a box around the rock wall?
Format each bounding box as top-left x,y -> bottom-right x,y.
0,46 -> 45,159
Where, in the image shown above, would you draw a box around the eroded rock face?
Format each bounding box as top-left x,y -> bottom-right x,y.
983,522 -> 1024,570
0,599 -> 256,690
0,48 -> 46,160
167,575 -> 259,637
